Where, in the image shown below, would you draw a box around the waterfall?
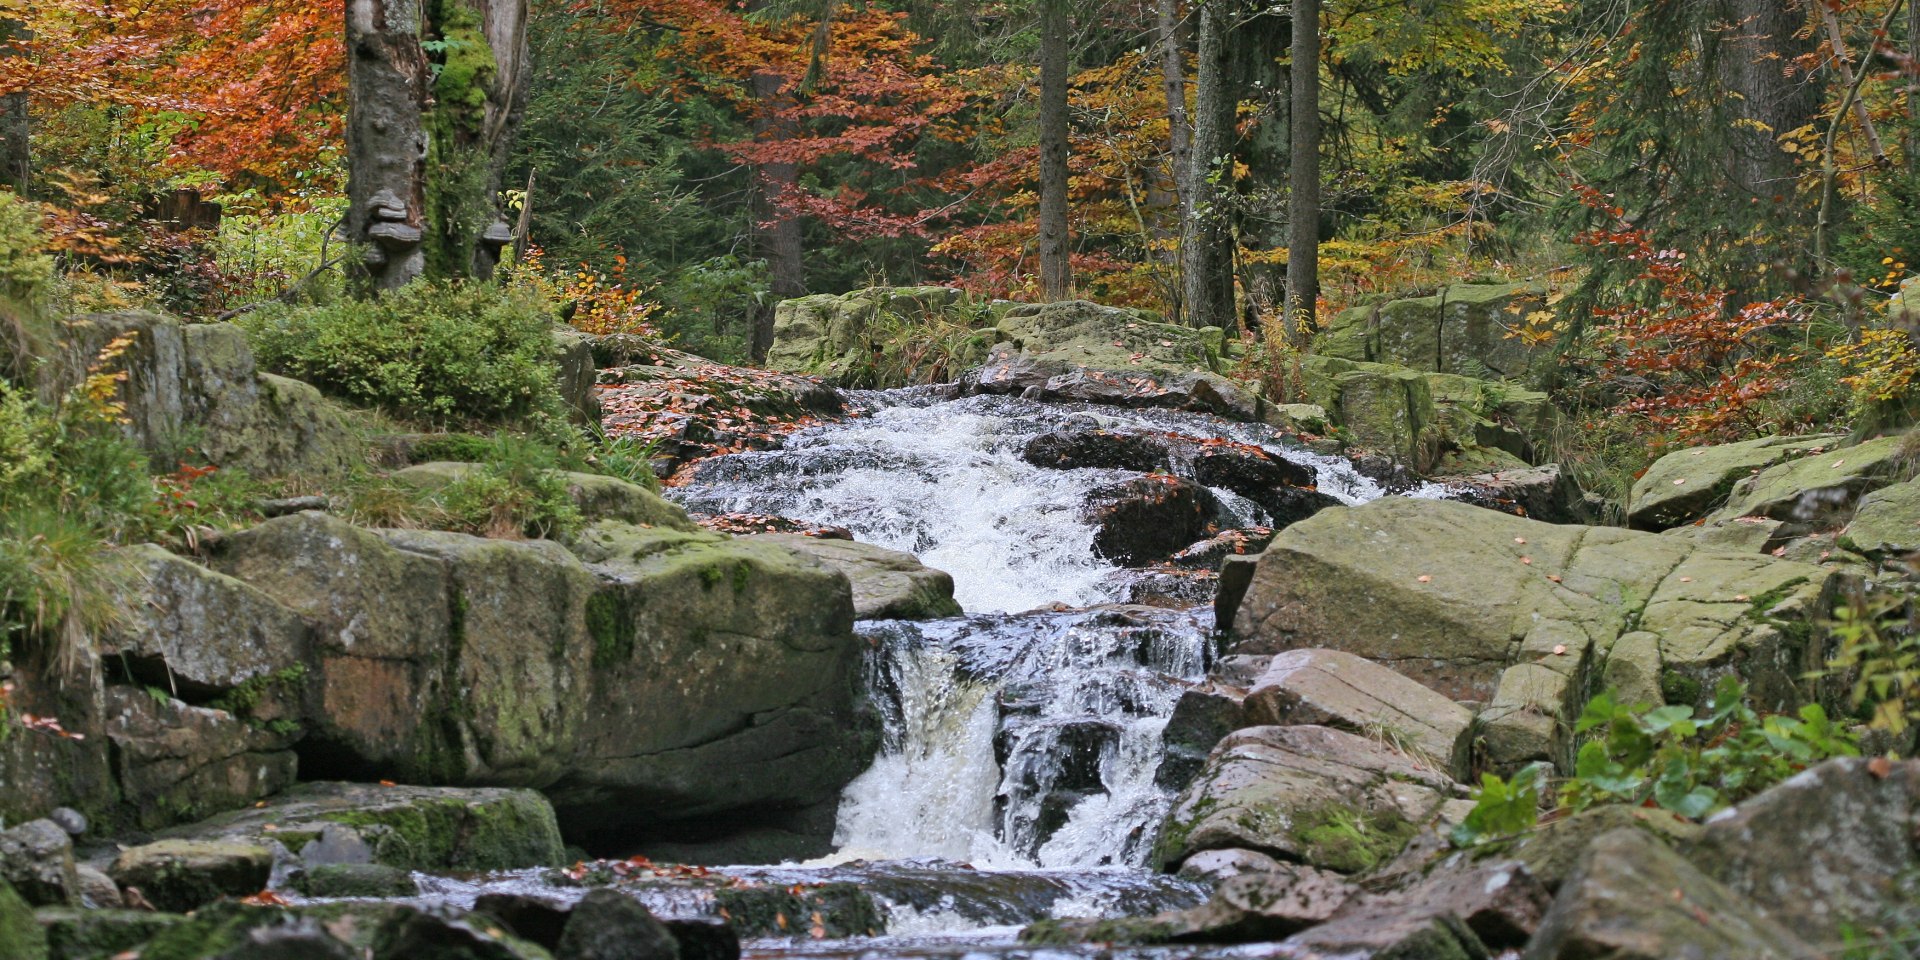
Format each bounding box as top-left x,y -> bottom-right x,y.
672,389 -> 1417,871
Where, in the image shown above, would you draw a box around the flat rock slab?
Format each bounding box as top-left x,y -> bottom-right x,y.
1628,434 -> 1841,531
1525,828 -> 1812,960
108,839 -> 273,913
1154,725 -> 1457,872
148,781 -> 564,873
1244,648 -> 1474,780
1843,477 -> 1920,556
743,533 -> 961,620
1708,433 -> 1911,525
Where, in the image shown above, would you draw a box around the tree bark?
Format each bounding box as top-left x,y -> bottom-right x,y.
1181,0 -> 1234,329
1156,0 -> 1191,321
345,0 -> 528,291
0,19 -> 28,195
749,68 -> 806,363
1716,0 -> 1820,202
1037,0 -> 1072,301
1285,0 -> 1319,341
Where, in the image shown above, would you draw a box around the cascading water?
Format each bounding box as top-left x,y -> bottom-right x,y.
673,389 -> 1426,874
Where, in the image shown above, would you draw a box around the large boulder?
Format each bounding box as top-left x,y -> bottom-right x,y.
103,687 -> 299,830
107,839 -> 273,913
555,521 -> 874,840
0,819 -> 79,907
1524,829 -> 1812,960
52,312 -> 361,478
1627,434 -> 1841,531
1230,498 -> 1843,769
149,781 -> 564,872
741,533 -> 961,620
389,462 -> 697,530
1685,757 -> 1920,943
1086,476 -> 1223,566
1312,282 -> 1553,383
1291,356 -> 1555,474
767,286 -> 983,384
1153,725 -> 1458,872
1705,433 -> 1913,526
1842,476 -> 1920,557
102,544 -> 311,698
551,325 -> 603,424
1242,649 -> 1474,780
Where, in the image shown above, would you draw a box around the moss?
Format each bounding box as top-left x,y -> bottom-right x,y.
0,880 -> 46,960
1743,577 -> 1811,621
37,908 -> 185,960
1291,804 -> 1415,875
699,564 -> 723,591
1660,669 -> 1704,707
1149,793 -> 1218,870
731,559 -> 751,594
585,591 -> 634,667
317,791 -> 562,872
135,903 -> 284,960
207,664 -> 308,718
421,2 -> 499,280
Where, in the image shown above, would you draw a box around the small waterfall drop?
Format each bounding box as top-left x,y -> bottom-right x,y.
672,389 -> 1423,873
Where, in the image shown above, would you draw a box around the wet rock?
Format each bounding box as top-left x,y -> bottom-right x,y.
1154,682 -> 1248,793
289,863 -> 418,899
1447,464 -> 1583,524
376,907 -> 553,960
1175,848 -> 1285,885
1169,528 -> 1276,571
1628,434 -> 1842,530
1022,429 -> 1172,472
1524,828 -> 1811,960
662,919 -> 739,960
1154,725 -> 1457,872
75,864 -> 123,909
108,839 -> 273,913
742,533 -> 961,620
1685,757 -> 1920,942
472,893 -> 571,949
1174,865 -> 1359,941
1230,498 -> 1842,768
0,820 -> 79,907
150,781 -> 563,873
555,889 -> 678,960
1086,476 -> 1222,566
714,883 -> 882,938
46,810 -> 84,839
1243,649 -> 1475,780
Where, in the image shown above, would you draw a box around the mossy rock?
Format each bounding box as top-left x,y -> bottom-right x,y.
1311,281 -> 1553,384
106,840 -> 273,913
714,883 -> 882,938
36,907 -> 184,960
390,462 -> 695,530
290,863 -> 419,899
1628,435 -> 1844,531
1,881 -> 46,960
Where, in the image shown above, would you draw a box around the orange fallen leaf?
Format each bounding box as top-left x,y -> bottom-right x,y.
1552,644 -> 1567,655
1870,756 -> 1893,779
1417,575 -> 1432,583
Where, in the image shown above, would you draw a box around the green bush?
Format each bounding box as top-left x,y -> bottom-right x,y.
237,281 -> 564,425
0,192 -> 53,380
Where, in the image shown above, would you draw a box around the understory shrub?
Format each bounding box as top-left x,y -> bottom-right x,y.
236,280 -> 564,425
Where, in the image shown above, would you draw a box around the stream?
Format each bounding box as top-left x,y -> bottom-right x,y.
356,390 -> 1430,957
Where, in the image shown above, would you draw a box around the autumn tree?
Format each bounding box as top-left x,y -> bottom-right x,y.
345,0 -> 530,290
1285,0 -> 1319,338
1038,0 -> 1072,299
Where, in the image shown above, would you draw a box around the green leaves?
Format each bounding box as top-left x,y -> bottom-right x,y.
1453,679 -> 1860,849
1449,763 -> 1547,848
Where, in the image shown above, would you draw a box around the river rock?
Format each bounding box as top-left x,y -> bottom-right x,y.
289,863 -> 419,899
557,521 -> 872,841
767,286 -> 983,383
1447,464 -> 1582,524
1086,476 -> 1222,566
1524,828 -> 1812,960
76,864 -> 123,908
1175,865 -> 1359,941
1230,497 -> 1841,768
101,545 -> 311,698
663,919 -> 740,960
149,781 -> 563,873
1706,433 -> 1913,526
103,686 -> 299,830
1154,725 -> 1457,872
36,907 -> 184,960
1175,848 -> 1286,884
1281,859 -> 1549,958
390,461 -> 698,530
742,533 -> 961,620
1503,804 -> 1699,893
1628,434 -> 1842,530
1684,757 -> 1920,942
1243,649 -> 1474,780
108,839 -> 273,912
473,893 -> 571,948
1842,476 -> 1920,557
1023,428 -> 1172,472
1155,682 -> 1251,791
0,819 -> 79,907
1312,281 -> 1553,384
714,882 -> 883,938
554,889 -> 678,960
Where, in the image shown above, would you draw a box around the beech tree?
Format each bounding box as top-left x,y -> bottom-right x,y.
345,0 -> 530,290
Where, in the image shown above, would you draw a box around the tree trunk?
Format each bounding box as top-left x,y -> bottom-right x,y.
1716,0 -> 1819,202
1285,0 -> 1319,341
749,68 -> 806,363
345,0 -> 528,291
0,20 -> 28,195
1181,0 -> 1234,329
1909,0 -> 1919,179
1037,0 -> 1072,301
1156,0 -> 1191,320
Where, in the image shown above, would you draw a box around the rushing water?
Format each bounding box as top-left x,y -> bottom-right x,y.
317,390 -> 1423,952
